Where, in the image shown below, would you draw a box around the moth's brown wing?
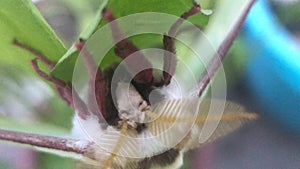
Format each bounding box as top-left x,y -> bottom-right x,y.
185,99 -> 258,150
146,98 -> 258,151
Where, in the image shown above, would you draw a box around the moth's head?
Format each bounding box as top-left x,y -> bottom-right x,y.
115,82 -> 149,128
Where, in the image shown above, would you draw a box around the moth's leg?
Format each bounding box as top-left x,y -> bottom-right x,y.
30,59 -> 90,119
75,39 -> 99,80
75,40 -> 118,124
13,40 -> 89,119
13,40 -> 56,69
101,9 -> 155,84
162,3 -> 201,85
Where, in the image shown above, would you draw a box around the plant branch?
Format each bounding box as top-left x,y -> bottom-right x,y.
0,129 -> 92,154
198,0 -> 255,97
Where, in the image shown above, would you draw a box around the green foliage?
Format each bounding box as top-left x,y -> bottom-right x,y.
0,0 -> 66,74
0,116 -> 69,136
52,0 -> 210,81
37,153 -> 76,169
0,162 -> 12,169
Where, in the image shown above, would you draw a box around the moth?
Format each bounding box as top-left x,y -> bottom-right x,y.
2,2 -> 258,169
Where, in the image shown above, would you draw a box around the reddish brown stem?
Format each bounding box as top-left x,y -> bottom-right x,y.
13,39 -> 56,69
198,0 -> 255,97
0,129 -> 92,154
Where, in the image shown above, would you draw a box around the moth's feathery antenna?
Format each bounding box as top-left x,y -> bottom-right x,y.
145,110 -> 258,123
102,123 -> 128,169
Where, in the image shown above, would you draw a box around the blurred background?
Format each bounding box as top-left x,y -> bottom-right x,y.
190,0 -> 300,168
0,0 -> 299,168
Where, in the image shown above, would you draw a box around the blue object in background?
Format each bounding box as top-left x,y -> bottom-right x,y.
243,0 -> 300,134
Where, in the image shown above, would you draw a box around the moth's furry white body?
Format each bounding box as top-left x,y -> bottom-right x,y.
158,79 -> 184,100
72,113 -> 171,153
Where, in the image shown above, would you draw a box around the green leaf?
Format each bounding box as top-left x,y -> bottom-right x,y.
51,0 -> 210,81
0,0 -> 66,74
37,153 -> 76,169
0,115 -> 69,136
